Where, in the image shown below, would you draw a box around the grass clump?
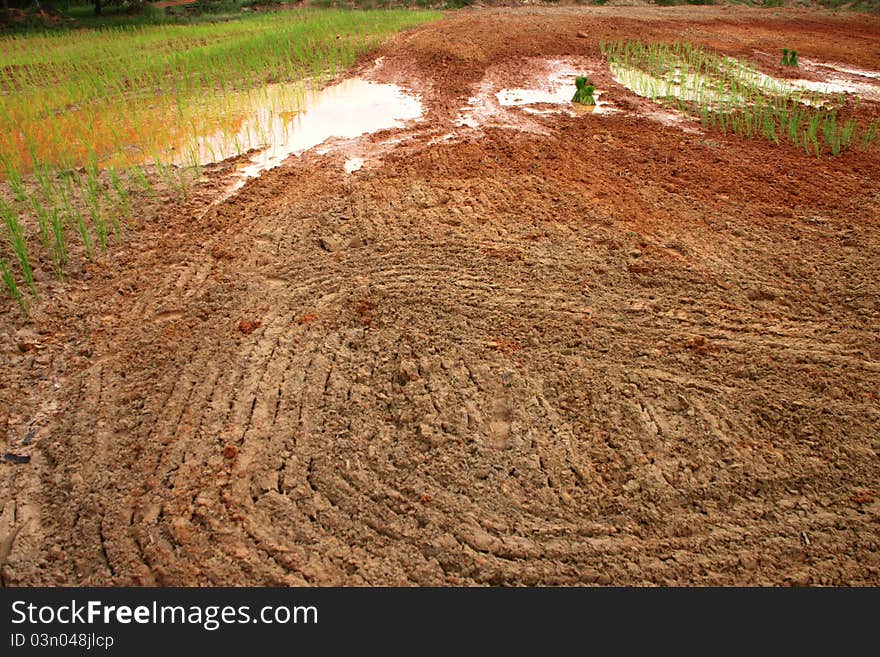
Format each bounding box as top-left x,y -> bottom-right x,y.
572,76 -> 597,105
781,49 -> 799,67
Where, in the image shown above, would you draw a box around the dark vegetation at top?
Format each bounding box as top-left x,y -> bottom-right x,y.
2,0 -> 879,33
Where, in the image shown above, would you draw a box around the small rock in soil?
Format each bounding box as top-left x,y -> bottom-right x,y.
237,320 -> 261,335
318,234 -> 344,252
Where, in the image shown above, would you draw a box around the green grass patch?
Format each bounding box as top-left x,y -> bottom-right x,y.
0,7 -> 441,308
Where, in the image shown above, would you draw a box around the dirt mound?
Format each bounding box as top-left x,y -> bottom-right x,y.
1,6 -> 879,586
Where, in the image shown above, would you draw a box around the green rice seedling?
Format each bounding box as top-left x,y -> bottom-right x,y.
82,159 -> 108,251
33,163 -> 56,204
823,114 -> 839,155
862,119 -> 880,148
30,194 -> 65,279
788,104 -> 804,144
780,49 -> 790,66
806,113 -> 821,156
174,167 -> 189,202
763,112 -> 779,145
60,175 -> 93,260
49,207 -> 66,280
700,104 -> 710,127
572,77 -> 597,105
185,144 -> 203,181
1,200 -> 37,298
0,257 -> 26,311
30,194 -> 53,255
789,50 -> 799,67
1,155 -> 27,203
841,119 -> 857,149
129,166 -> 155,197
108,168 -> 131,228
154,158 -> 176,195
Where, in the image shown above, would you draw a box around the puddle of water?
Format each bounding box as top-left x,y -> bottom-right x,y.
495,62 -> 616,116
500,87 -> 614,115
454,60 -> 617,132
717,57 -> 880,101
454,112 -> 482,128
789,79 -> 853,95
800,60 -> 880,101
497,86 -> 574,107
222,79 -> 421,186
814,62 -> 880,81
168,77 -> 419,195
344,157 -> 364,173
427,133 -> 456,145
610,59 -> 852,109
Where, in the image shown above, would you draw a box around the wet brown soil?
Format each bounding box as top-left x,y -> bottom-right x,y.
1,6 -> 879,586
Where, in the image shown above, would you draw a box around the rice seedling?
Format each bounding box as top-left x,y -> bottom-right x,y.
1,200 -> 37,298
58,174 -> 93,260
862,118 -> 880,148
601,39 -> 875,158
82,154 -> 109,251
0,257 -> 26,311
49,207 -> 67,281
779,49 -> 799,67
30,194 -> 53,258
1,155 -> 28,203
0,9 -> 441,305
572,76 -> 597,105
128,166 -> 155,197
108,168 -> 131,227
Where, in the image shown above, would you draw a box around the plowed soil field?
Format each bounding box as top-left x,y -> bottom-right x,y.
2,6 -> 879,586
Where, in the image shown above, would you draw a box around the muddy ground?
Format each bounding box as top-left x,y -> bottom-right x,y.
2,6 -> 879,586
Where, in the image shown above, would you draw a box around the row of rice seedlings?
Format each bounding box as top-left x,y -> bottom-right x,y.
861,118 -> 880,147
0,157 -> 168,308
1,15 -> 399,177
601,39 -> 878,157
0,10 -> 437,173
1,199 -> 37,309
1,154 -> 27,203
0,256 -> 24,310
0,10 -> 441,308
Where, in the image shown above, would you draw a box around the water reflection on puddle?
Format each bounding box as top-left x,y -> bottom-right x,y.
184,78 -> 422,188
496,84 -> 613,114
610,58 -> 880,108
344,157 -> 364,173
455,60 -> 616,130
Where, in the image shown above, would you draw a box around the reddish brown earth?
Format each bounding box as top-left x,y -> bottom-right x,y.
2,6 -> 880,586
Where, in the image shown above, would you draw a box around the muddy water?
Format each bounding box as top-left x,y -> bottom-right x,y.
611,58 -> 880,108
344,157 -> 365,174
498,86 -> 613,116
455,60 -> 616,131
496,84 -> 613,115
176,78 -> 421,189
232,79 -> 422,185
493,61 -> 616,117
